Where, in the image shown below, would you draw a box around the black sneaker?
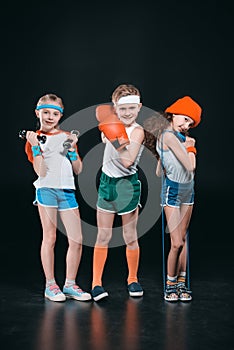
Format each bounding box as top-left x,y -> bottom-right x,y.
127,282 -> 144,297
91,286 -> 108,302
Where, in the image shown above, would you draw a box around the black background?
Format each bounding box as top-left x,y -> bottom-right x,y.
1,0 -> 233,283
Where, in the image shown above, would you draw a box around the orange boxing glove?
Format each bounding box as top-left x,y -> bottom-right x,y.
96,105 -> 130,151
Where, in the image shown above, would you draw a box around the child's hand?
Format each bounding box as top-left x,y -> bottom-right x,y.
63,130 -> 80,150
26,131 -> 39,146
184,136 -> 195,148
67,133 -> 78,149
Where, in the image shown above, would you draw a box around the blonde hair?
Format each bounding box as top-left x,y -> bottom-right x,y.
35,93 -> 64,130
112,84 -> 141,104
36,93 -> 64,109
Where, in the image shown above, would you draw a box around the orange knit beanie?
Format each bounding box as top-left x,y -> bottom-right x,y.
165,96 -> 202,127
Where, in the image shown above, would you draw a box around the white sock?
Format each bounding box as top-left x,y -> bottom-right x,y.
167,275 -> 177,283
46,279 -> 56,288
65,279 -> 76,287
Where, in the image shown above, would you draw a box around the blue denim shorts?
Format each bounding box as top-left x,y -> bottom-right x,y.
161,177 -> 194,208
34,188 -> 78,211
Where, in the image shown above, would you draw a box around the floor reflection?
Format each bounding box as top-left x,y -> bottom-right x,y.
1,277 -> 233,349
34,300 -> 92,350
121,298 -> 142,350
162,302 -> 191,350
89,302 -> 109,350
33,296 -> 143,350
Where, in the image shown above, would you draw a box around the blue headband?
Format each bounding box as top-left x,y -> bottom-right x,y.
36,104 -> 64,113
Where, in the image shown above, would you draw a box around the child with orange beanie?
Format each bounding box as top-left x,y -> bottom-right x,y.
144,96 -> 202,302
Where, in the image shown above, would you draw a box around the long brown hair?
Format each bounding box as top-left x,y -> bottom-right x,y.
143,112 -> 171,160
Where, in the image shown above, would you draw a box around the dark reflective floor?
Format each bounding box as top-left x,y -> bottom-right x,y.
1,261 -> 234,350
1,189 -> 233,349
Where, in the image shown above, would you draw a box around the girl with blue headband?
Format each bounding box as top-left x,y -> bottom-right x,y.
24,93 -> 91,302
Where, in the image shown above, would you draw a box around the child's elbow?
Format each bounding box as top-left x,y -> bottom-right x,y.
156,169 -> 161,177
34,164 -> 47,177
74,168 -> 82,175
40,169 -> 47,177
74,165 -> 82,175
186,164 -> 195,172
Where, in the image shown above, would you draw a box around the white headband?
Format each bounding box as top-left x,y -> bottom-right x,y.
116,95 -> 140,105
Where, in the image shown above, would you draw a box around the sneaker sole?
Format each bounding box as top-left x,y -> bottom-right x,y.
179,296 -> 192,302
45,294 -> 66,302
164,295 -> 178,302
93,292 -> 108,302
129,291 -> 144,297
64,294 -> 92,301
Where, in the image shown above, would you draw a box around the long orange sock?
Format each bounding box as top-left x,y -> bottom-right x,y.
92,246 -> 108,289
126,247 -> 140,285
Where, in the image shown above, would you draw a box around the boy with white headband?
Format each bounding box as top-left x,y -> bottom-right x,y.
24,93 -> 91,302
91,84 -> 145,301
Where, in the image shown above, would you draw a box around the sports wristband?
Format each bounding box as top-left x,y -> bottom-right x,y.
186,146 -> 197,155
31,145 -> 42,157
67,150 -> 78,161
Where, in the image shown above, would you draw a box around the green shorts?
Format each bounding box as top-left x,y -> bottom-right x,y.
97,172 -> 141,215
